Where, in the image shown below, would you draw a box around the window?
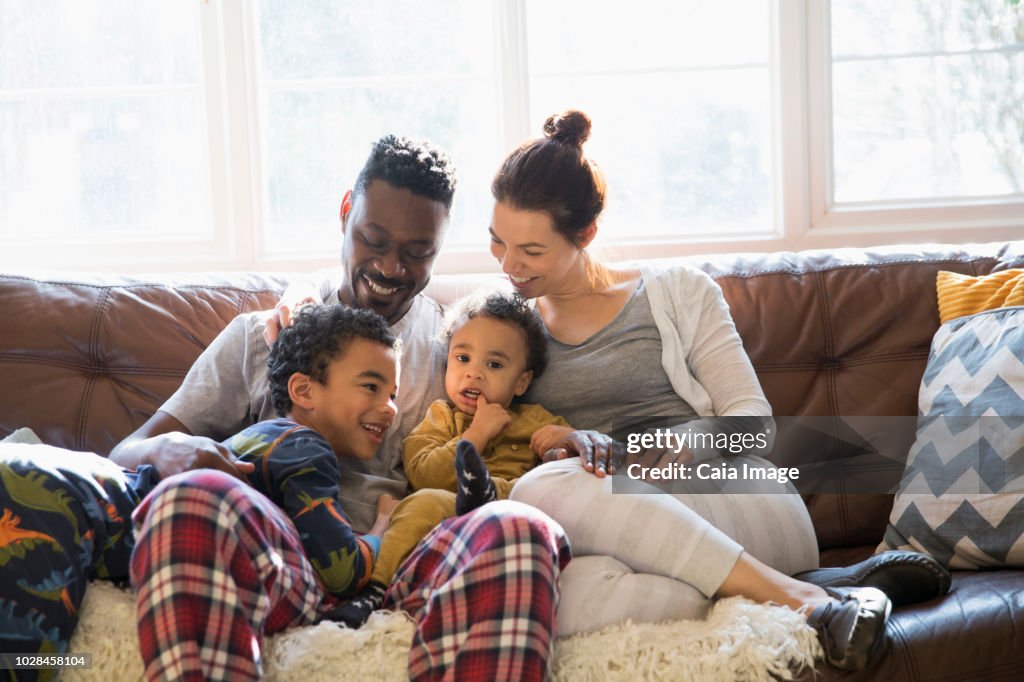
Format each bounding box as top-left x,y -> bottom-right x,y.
524,1 -> 774,243
830,0 -> 1022,203
253,0 -> 500,255
0,2 -> 228,269
806,0 -> 1023,240
0,1 -> 1020,273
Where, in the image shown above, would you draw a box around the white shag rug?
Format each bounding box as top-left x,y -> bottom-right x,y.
65,581 -> 820,682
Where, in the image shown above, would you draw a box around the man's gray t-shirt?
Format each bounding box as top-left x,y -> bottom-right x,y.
162,288 -> 447,532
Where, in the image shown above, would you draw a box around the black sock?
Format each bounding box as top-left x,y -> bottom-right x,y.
455,439 -> 497,515
320,580 -> 387,629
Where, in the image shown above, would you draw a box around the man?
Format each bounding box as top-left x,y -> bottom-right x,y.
111,136 -> 453,532
111,136 -> 570,682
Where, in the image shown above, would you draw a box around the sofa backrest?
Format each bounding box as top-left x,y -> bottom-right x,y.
3,240 -> 1022,551
0,271 -> 288,454
682,241 -> 1023,548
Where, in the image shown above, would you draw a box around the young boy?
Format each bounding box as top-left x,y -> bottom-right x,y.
0,304 -> 396,667
224,303 -> 400,599
328,291 -> 572,627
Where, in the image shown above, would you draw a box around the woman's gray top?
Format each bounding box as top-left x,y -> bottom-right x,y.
524,278 -> 699,440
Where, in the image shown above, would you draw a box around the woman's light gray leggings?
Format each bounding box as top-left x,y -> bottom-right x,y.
510,458 -> 819,637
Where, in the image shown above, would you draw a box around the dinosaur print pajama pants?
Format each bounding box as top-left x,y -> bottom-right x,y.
0,445 -> 157,682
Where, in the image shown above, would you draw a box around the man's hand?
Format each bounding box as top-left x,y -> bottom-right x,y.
263,293 -> 319,346
128,432 -> 255,480
530,424 -> 575,456
462,395 -> 512,451
542,429 -> 626,477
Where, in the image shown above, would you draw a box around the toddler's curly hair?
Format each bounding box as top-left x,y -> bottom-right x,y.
441,291 -> 548,378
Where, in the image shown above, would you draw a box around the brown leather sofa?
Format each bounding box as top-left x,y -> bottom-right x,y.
2,240 -> 1023,681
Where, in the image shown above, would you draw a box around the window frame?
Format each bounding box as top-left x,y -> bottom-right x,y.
3,0 -> 1020,275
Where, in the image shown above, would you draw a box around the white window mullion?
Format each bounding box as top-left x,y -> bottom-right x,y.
195,0 -> 240,269
209,0 -> 258,270
495,0 -> 531,152
804,0 -> 833,232
773,0 -> 811,243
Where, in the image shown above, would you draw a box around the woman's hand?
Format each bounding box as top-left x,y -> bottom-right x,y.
530,424 -> 575,456
542,429 -> 625,477
263,292 -> 320,346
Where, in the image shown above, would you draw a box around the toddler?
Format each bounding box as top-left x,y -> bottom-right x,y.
329,291 -> 571,627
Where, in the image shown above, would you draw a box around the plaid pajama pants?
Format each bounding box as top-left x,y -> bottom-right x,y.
385,499 -> 571,681
130,470 -> 571,682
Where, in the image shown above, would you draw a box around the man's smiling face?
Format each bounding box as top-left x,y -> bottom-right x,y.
338,180 -> 449,325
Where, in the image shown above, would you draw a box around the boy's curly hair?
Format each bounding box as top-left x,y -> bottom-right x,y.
354,135 -> 457,209
267,304 -> 399,416
441,291 -> 548,378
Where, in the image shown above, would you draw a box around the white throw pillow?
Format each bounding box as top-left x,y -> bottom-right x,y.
879,307 -> 1024,568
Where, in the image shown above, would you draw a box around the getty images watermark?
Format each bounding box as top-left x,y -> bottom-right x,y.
622,425 -> 801,486
603,415 -> 1016,495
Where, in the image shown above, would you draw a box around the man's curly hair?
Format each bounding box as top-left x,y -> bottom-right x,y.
267,304 -> 399,416
354,135 -> 457,209
441,291 -> 548,378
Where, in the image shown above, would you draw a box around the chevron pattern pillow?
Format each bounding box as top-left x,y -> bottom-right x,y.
879,306 -> 1024,569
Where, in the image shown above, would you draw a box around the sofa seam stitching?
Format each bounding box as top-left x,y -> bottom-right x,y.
0,354 -> 190,376
78,288 -> 111,450
815,272 -> 836,410
814,271 -> 851,535
237,290 -> 253,317
753,350 -> 931,372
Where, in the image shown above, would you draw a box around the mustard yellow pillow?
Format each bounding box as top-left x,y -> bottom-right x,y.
936,269 -> 1024,324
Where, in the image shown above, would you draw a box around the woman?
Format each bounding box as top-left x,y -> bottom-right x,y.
487,110 -> 945,672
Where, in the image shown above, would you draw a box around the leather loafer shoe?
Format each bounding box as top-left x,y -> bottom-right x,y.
793,550 -> 951,608
807,586 -> 890,671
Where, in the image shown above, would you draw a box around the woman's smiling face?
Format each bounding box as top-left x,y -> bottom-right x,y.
489,201 -> 585,299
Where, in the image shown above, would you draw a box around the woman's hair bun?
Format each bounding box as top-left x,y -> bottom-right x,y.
543,110 -> 591,148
